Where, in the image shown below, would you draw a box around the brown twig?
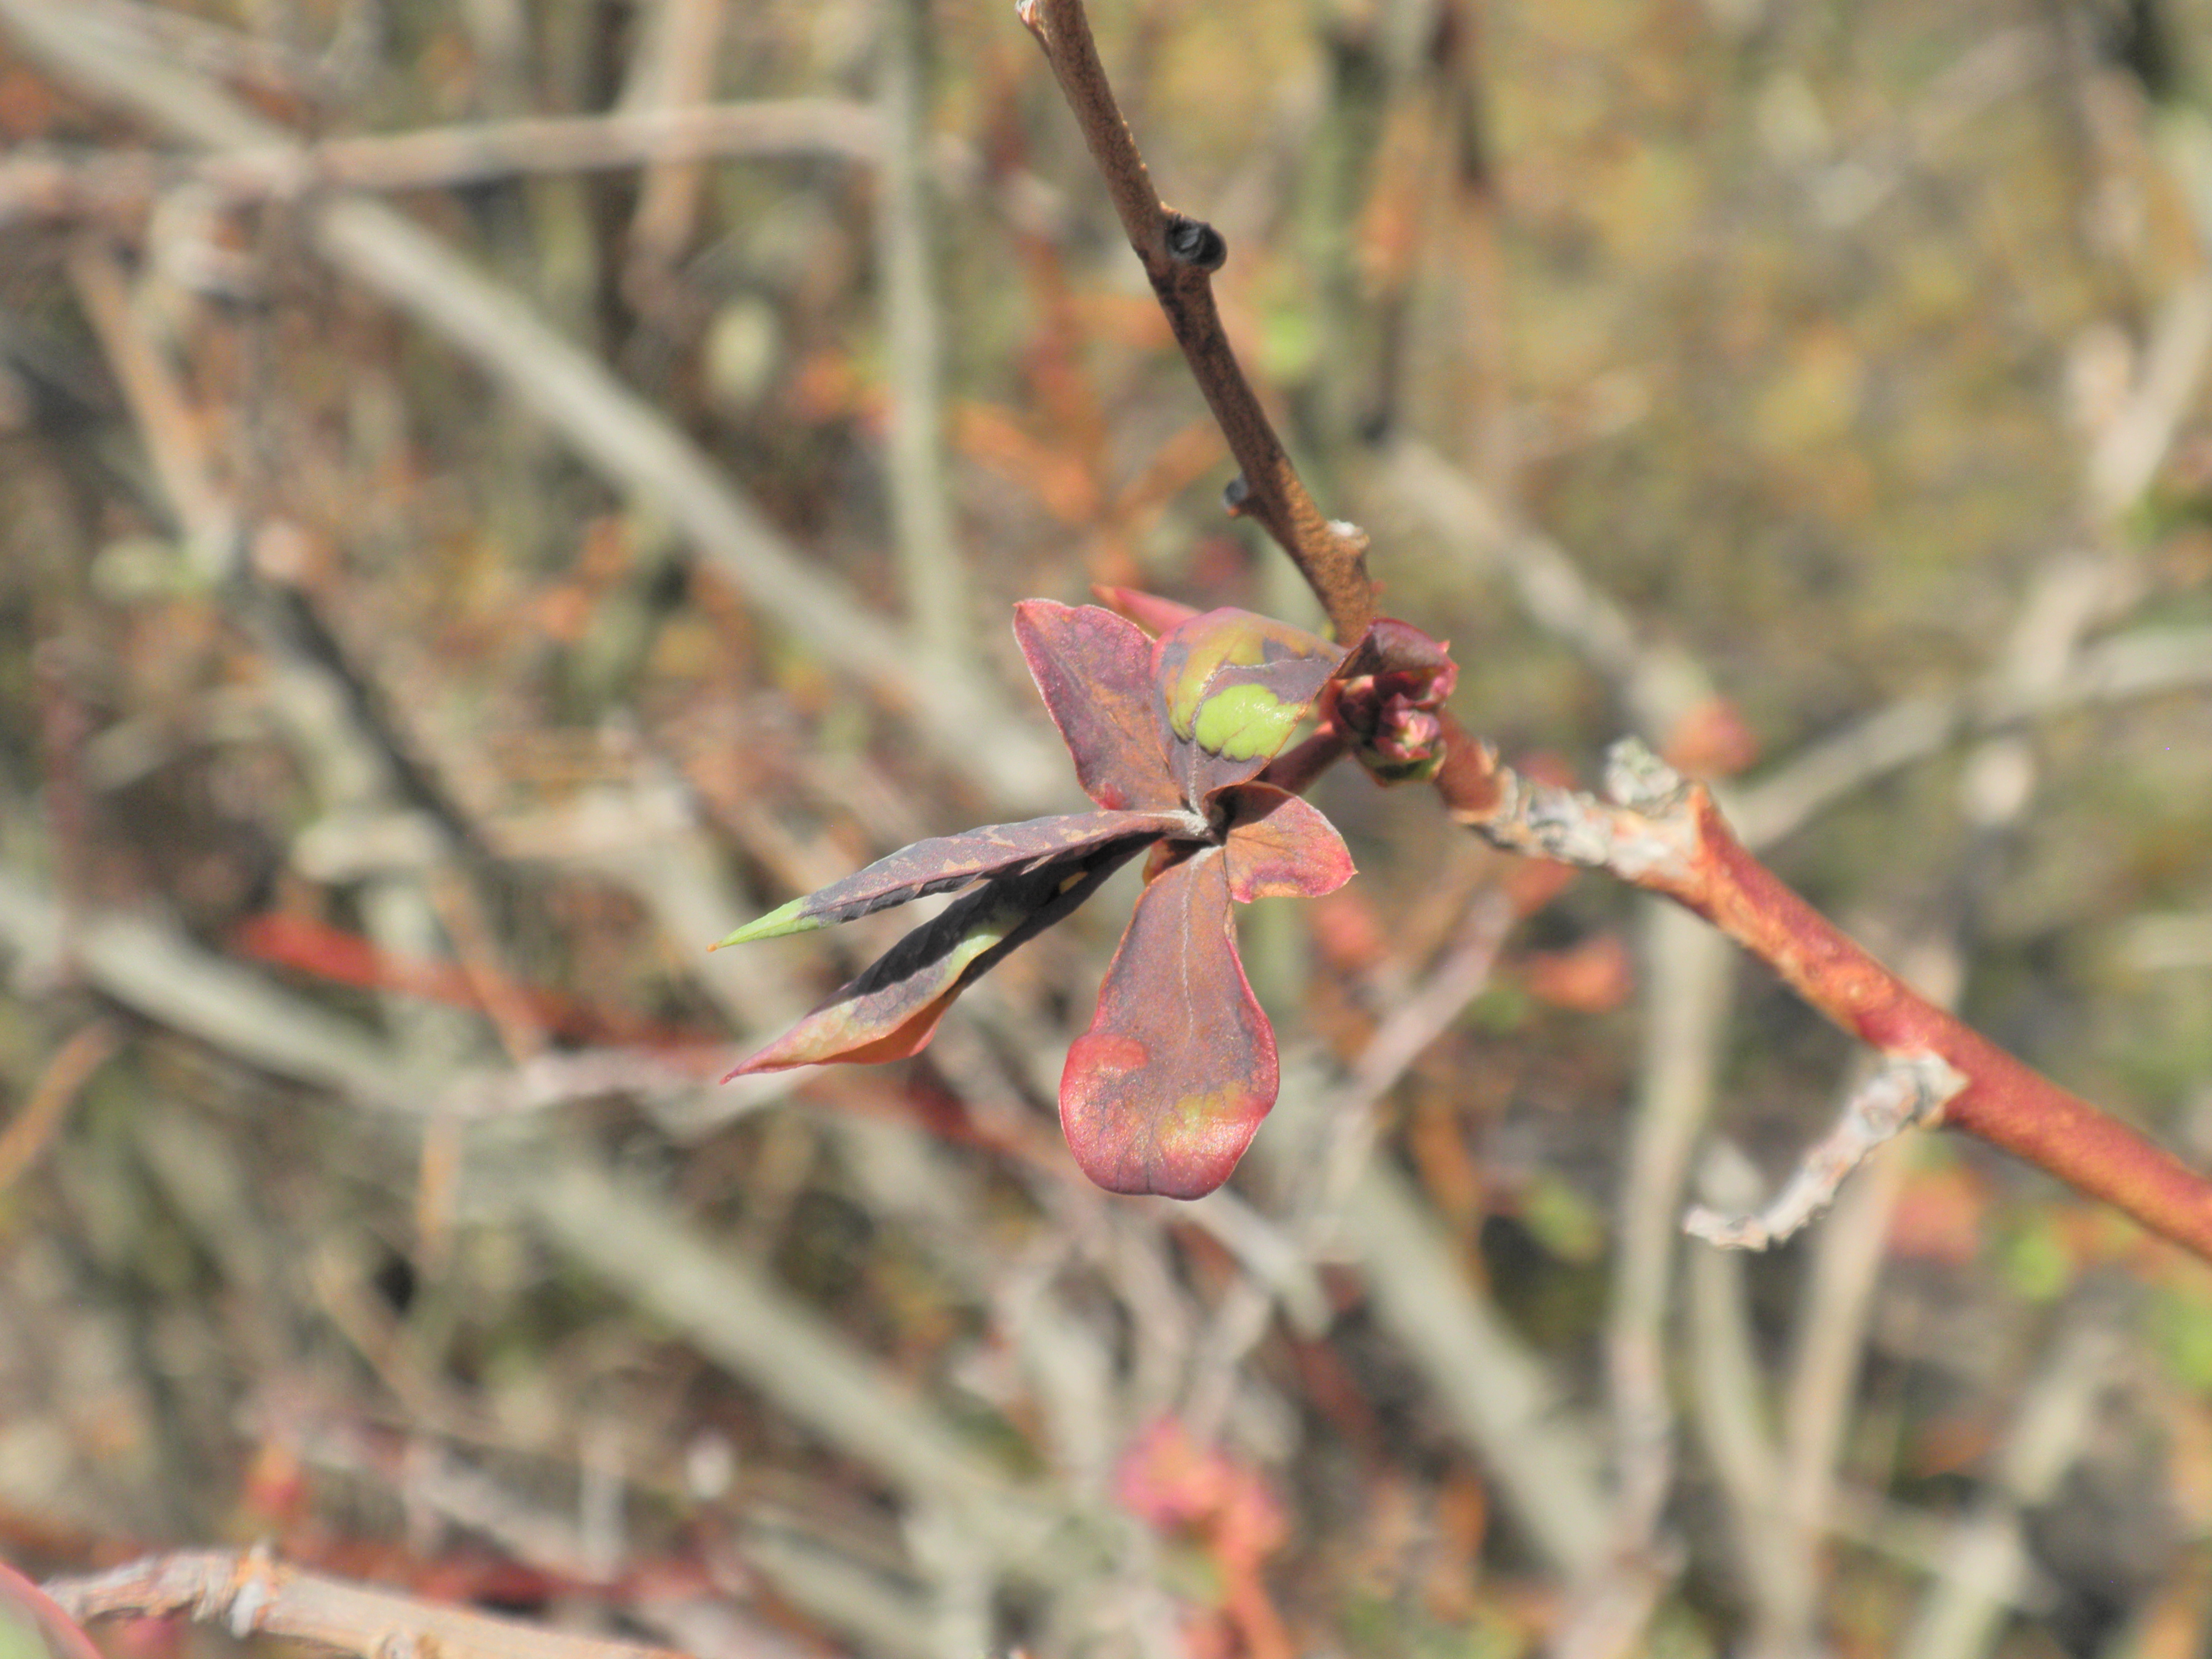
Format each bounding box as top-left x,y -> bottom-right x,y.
1017,0 -> 1376,641
42,1549 -> 687,1659
0,1018 -> 120,1191
1437,726 -> 2212,1261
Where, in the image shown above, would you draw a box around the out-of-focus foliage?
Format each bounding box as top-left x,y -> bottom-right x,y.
1,0 -> 2211,1655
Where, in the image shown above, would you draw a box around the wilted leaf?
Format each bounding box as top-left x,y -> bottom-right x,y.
731,838 -> 1149,1073
1060,847 -> 1277,1197
1220,784 -> 1356,901
1013,601 -> 1183,812
714,808 -> 1194,947
1152,609 -> 1345,804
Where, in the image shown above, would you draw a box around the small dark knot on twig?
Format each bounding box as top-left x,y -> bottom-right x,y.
1222,474 -> 1251,513
1164,214 -> 1228,272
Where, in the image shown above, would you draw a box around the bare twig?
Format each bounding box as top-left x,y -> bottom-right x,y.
1730,624 -> 2212,853
1685,1054 -> 1964,1250
1898,1310 -> 2127,1659
1018,0 -> 1376,640
0,864 -> 422,1109
617,0 -> 732,287
0,102 -> 882,225
1438,729 -> 2212,1262
1182,886 -> 1515,1441
513,1156 -> 1070,1566
2085,273 -> 2212,520
43,1549 -> 685,1659
1570,905 -> 1735,1644
0,1018 -> 120,1191
1684,1143 -> 1795,1636
65,241 -> 240,581
877,0 -> 969,663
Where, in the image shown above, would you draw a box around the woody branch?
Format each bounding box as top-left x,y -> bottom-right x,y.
1023,0 -> 2212,1264
1017,0 -> 1376,642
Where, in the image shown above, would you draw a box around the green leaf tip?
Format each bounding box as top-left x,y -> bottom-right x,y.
711,896 -> 825,949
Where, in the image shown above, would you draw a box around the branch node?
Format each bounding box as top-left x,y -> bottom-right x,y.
1603,736 -> 1689,814
1684,1051 -> 1967,1251
1223,473 -> 1251,514
1163,211 -> 1226,271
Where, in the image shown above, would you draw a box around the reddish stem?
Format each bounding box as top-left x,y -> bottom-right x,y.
1434,716 -> 2212,1262
1689,804 -> 2212,1258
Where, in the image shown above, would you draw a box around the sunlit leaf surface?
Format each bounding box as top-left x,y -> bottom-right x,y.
1220,785 -> 1356,901
1060,847 -> 1277,1198
1014,600 -> 1185,812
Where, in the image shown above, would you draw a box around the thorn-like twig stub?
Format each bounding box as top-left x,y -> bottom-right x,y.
1683,1051 -> 1967,1250
1163,212 -> 1227,271
1223,474 -> 1251,514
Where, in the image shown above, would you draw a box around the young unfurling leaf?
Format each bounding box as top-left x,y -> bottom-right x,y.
729,837 -> 1149,1073
714,809 -> 1197,947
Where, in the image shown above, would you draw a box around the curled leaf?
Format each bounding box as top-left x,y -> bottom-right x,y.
1060,847 -> 1276,1197
1220,784 -> 1355,901
731,837 -> 1149,1074
714,809 -> 1194,947
1152,609 -> 1345,805
1013,601 -> 1183,812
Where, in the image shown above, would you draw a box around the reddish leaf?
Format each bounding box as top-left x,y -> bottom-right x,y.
731,840 -> 1148,1074
1219,784 -> 1356,901
1060,847 -> 1277,1197
1091,585 -> 1202,636
1013,601 -> 1184,812
715,808 -> 1194,946
1152,609 -> 1346,805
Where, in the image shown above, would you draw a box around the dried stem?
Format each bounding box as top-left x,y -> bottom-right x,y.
0,1017 -> 120,1190
1438,726 -> 2212,1262
1683,1054 -> 1964,1250
1018,0 -> 1376,641
42,1549 -> 685,1659
0,101 -> 881,225
878,0 -> 969,663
